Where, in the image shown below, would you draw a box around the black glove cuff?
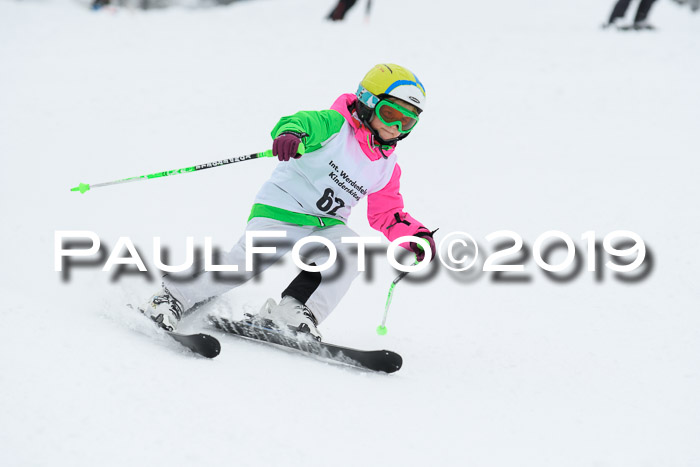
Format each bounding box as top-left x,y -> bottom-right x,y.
415,227 -> 438,239
278,131 -> 309,140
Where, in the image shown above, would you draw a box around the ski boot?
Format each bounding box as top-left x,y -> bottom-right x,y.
253,296 -> 322,341
633,21 -> 656,30
601,18 -> 622,30
139,285 -> 184,332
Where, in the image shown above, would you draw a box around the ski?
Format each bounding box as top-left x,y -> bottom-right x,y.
209,315 -> 402,373
617,24 -> 655,31
163,330 -> 221,359
129,305 -> 221,358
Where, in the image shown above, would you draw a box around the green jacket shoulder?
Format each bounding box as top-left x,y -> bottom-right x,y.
271,109 -> 346,154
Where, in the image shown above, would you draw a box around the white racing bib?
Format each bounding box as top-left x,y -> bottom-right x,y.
253,121 -> 397,223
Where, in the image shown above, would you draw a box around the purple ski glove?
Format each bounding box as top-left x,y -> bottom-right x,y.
273,132 -> 307,162
410,228 -> 438,263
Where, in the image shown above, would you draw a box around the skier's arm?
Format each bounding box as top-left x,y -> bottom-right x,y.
367,164 -> 431,246
271,109 -> 346,155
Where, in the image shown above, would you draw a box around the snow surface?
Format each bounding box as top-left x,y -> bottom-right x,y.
1,0 -> 699,466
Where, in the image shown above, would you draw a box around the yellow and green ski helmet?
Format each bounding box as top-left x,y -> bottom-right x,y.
356,64 -> 426,114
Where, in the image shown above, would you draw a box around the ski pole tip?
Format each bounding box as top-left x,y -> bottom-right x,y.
376,325 -> 388,336
70,183 -> 90,194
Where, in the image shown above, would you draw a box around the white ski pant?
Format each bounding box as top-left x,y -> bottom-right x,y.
163,217 -> 361,323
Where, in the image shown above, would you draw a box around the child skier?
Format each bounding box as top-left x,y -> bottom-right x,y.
141,64 -> 437,341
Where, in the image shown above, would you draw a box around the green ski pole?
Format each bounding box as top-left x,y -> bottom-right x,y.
376,260 -> 418,336
70,149 -> 275,194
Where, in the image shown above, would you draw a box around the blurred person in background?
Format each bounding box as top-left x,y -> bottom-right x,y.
672,0 -> 700,12
604,0 -> 658,29
91,0 -> 110,9
328,0 -> 357,20
328,0 -> 371,21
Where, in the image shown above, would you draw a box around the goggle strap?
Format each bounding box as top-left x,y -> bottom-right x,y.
357,85 -> 380,109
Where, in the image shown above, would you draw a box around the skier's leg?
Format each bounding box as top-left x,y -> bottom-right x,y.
327,0 -> 358,21
635,0 -> 658,22
163,218 -> 302,311
608,0 -> 633,23
284,224 -> 362,323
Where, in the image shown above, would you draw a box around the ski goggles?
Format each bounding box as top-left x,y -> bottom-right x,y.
374,100 -> 419,134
